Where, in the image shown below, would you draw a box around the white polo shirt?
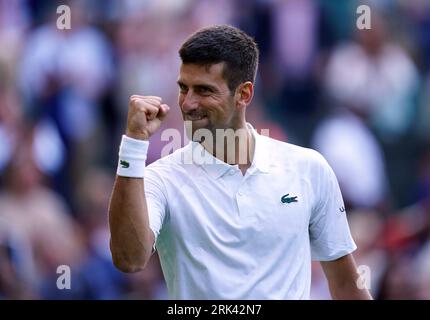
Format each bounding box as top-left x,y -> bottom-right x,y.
145,124 -> 356,299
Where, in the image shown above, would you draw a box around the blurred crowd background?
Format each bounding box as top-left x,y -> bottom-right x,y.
0,0 -> 429,299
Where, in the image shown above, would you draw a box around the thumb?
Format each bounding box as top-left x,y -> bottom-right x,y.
157,104 -> 170,121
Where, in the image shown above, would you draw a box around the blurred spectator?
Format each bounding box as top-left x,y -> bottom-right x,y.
0,86 -> 23,175
0,216 -> 35,299
0,139 -> 85,298
18,0 -> 114,207
323,8 -> 421,208
74,168 -> 128,299
0,0 -> 29,86
377,253 -> 416,299
114,9 -> 184,164
348,210 -> 387,297
324,10 -> 420,141
311,109 -> 388,209
398,0 -> 430,73
414,241 -> 430,299
416,75 -> 430,142
123,254 -> 167,299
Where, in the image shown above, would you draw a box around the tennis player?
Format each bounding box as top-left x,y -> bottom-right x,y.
108,25 -> 372,300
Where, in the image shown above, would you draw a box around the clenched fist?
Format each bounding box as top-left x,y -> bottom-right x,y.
126,95 -> 170,140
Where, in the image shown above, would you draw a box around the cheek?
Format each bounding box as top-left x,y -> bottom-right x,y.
208,96 -> 229,112
178,93 -> 185,109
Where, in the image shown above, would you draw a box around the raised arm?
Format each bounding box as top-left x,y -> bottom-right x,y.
108,95 -> 169,273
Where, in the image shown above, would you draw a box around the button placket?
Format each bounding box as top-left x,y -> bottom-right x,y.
235,179 -> 251,218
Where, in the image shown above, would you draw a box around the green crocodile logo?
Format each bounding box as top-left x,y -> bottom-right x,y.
281,194 -> 298,204
120,160 -> 130,168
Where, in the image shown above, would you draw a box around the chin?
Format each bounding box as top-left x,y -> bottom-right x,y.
184,120 -> 215,142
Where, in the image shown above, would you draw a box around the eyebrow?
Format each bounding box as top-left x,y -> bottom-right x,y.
177,81 -> 218,93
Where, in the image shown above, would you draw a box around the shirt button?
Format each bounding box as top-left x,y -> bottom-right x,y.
237,191 -> 243,196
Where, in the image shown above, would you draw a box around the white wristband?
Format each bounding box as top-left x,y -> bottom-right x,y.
117,135 -> 149,178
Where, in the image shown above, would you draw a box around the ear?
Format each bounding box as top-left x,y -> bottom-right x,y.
235,81 -> 254,109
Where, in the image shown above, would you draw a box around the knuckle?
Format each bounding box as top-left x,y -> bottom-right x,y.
129,98 -> 139,107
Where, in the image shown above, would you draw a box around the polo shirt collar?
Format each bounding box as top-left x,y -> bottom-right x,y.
248,123 -> 270,174
186,123 -> 270,179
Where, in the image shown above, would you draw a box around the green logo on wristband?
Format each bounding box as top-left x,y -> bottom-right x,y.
120,160 -> 130,168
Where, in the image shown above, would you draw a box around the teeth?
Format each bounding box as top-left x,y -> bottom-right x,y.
190,116 -> 205,120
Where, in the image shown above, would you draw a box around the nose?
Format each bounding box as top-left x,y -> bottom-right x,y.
180,91 -> 199,113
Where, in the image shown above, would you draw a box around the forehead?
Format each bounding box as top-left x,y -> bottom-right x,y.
178,63 -> 227,87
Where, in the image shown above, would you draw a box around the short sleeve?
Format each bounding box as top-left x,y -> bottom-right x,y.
309,153 -> 357,261
144,167 -> 168,249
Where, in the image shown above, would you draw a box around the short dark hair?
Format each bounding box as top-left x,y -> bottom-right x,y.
179,25 -> 259,93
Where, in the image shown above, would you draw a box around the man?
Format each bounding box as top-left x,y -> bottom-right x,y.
108,25 -> 372,300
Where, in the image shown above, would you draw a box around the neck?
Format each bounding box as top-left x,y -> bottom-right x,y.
201,122 -> 255,173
